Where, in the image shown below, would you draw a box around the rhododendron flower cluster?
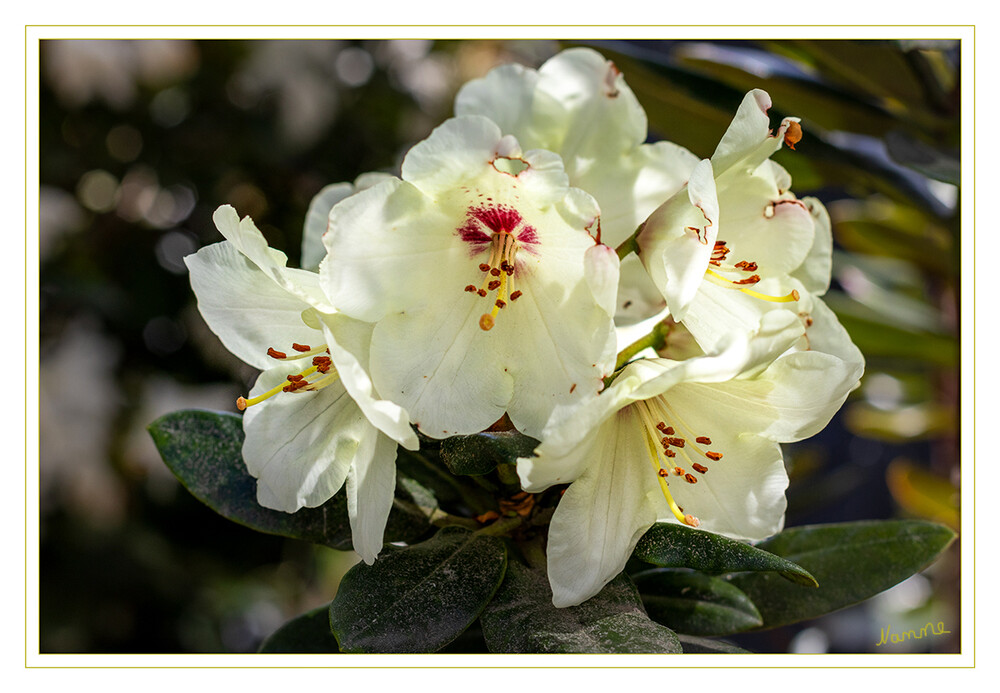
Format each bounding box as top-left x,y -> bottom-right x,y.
186,47 -> 863,607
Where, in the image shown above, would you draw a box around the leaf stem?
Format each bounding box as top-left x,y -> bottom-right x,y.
614,223 -> 644,261
614,319 -> 674,371
427,508 -> 481,531
496,461 -> 520,487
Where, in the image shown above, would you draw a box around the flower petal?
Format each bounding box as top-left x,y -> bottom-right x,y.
681,276 -> 807,354
303,175 -> 398,274
613,256 -> 668,326
318,312 -> 420,450
185,241 -> 323,370
648,382 -> 788,541
583,243 -> 621,318
301,182 -> 354,272
544,410 -> 661,607
670,300 -> 862,448
637,159 -> 720,321
714,176 -> 815,279
534,47 -> 648,164
213,204 -> 334,311
711,89 -> 797,180
367,298 -> 515,438
320,176 -> 459,322
242,365 -> 371,513
792,197 -> 834,295
454,61 -> 562,152
573,140 -> 700,249
346,430 -> 399,564
401,116 -> 571,202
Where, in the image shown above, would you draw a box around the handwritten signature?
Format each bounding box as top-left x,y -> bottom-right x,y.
876,621 -> 951,647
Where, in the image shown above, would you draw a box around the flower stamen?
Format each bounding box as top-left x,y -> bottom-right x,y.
477,233 -> 518,331
635,401 -> 701,528
458,203 -> 536,332
237,344 -> 339,410
266,342 -> 331,360
634,396 -> 730,528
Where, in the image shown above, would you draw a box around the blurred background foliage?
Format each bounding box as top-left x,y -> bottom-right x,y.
37,38 -> 961,654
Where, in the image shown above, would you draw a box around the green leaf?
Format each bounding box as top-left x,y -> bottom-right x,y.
727,520 -> 956,629
634,568 -> 762,636
439,430 -> 540,477
885,130 -> 960,185
677,634 -> 752,654
774,40 -> 945,128
633,522 -> 817,587
328,527 -> 507,653
480,561 -> 682,653
258,606 -> 339,653
148,408 -> 433,550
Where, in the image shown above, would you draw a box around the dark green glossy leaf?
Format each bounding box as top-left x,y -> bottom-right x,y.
439,621 -> 489,653
633,568 -> 761,636
148,409 -> 433,550
672,53 -> 900,138
633,522 -> 816,587
775,40 -> 941,125
439,430 -> 540,477
727,520 -> 956,629
258,606 -> 339,653
480,562 -> 681,653
600,43 -> 954,214
329,527 -> 507,653
677,634 -> 752,654
885,130 -> 960,185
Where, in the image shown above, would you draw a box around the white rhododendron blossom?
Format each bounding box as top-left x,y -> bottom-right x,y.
185,205 -> 418,564
638,89 -> 826,352
320,115 -> 619,439
456,46 -> 699,323
518,307 -> 864,607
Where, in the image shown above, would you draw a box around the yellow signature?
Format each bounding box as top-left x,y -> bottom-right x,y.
876,621 -> 951,647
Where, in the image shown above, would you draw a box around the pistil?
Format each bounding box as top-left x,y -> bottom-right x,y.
473,230 -> 522,331
704,266 -> 799,304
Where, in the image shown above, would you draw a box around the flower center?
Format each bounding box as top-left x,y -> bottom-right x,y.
704,240 -> 799,303
457,203 -> 538,331
235,342 -> 339,410
634,397 -> 726,528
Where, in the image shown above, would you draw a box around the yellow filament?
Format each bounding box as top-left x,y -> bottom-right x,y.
479,269 -> 508,331
658,400 -> 713,460
635,403 -> 694,526
301,371 -> 341,391
704,268 -> 799,303
737,285 -> 799,303
236,365 -> 320,410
